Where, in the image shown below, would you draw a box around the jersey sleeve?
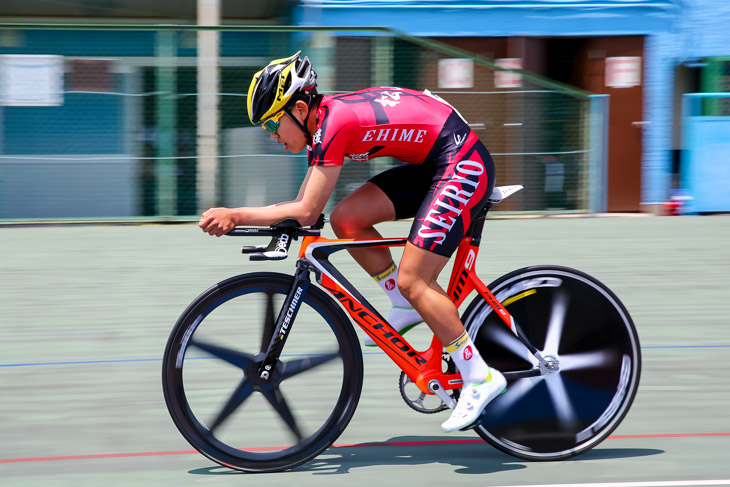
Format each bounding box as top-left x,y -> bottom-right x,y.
308,104 -> 351,167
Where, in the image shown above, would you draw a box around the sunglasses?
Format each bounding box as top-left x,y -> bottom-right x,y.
262,110 -> 286,134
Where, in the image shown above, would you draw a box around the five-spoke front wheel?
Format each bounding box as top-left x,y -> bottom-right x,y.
162,272 -> 363,472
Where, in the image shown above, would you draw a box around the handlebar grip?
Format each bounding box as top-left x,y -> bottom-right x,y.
241,245 -> 268,254
232,216 -> 323,260
249,250 -> 288,261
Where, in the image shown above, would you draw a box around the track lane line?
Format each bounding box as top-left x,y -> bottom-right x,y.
1,432 -> 729,464
481,481 -> 730,487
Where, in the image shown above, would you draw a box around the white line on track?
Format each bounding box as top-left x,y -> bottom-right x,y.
483,481 -> 730,487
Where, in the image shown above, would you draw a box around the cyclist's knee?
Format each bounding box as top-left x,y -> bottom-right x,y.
396,268 -> 428,303
329,204 -> 360,238
330,202 -> 380,238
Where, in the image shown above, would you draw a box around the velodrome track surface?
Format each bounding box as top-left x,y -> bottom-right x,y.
1,215 -> 729,486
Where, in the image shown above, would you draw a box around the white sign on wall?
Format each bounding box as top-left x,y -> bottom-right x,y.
495,58 -> 523,89
605,56 -> 642,89
0,55 -> 64,106
438,58 -> 474,89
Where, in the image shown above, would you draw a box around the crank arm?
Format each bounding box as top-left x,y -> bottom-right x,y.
427,380 -> 456,410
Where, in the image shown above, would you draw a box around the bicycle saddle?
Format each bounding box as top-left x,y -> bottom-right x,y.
488,185 -> 525,204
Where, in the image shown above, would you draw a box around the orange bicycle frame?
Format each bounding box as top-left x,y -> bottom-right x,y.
294,232 -> 515,396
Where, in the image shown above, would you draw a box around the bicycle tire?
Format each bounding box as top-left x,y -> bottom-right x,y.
162,272 -> 363,472
461,265 -> 641,460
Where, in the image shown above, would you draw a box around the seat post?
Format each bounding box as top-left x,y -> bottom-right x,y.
465,203 -> 492,247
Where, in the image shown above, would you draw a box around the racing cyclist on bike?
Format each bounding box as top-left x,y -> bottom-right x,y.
199,52 -> 506,432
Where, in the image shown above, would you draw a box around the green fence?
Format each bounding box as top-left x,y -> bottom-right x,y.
0,24 -> 605,222
700,57 -> 730,116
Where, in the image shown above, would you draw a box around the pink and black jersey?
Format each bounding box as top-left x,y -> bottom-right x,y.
308,87 -> 457,166
307,86 -> 495,257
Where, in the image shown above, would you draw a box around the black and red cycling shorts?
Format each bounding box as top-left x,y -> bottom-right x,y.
369,111 -> 495,257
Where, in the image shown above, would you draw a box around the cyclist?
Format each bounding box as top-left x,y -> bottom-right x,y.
199,52 -> 506,432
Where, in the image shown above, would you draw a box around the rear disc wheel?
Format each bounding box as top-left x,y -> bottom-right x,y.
462,266 -> 641,460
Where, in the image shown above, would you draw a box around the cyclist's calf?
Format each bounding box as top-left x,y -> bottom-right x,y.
397,247 -> 465,345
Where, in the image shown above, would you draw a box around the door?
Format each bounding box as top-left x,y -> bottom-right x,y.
431,35 -> 646,212
543,36 -> 645,212
582,36 -> 645,212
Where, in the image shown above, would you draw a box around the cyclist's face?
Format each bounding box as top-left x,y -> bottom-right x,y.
268,104 -> 309,154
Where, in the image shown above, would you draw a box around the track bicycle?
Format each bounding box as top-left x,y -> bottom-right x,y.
162,184 -> 641,473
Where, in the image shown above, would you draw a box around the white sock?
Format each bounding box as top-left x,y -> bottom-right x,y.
445,331 -> 490,384
372,263 -> 411,308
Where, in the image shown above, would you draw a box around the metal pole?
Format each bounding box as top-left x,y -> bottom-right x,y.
155,30 -> 177,217
371,35 -> 393,177
196,0 -> 220,214
588,94 -> 610,214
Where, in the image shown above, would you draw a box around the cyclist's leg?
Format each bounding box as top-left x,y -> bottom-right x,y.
397,243 -> 461,344
399,126 -> 503,431
330,162 -> 433,274
331,166 -> 429,345
329,182 -> 396,275
398,243 -> 506,432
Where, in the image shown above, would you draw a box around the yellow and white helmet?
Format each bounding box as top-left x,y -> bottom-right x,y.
246,51 -> 318,125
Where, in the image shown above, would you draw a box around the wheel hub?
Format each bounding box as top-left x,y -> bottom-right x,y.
539,354 -> 560,376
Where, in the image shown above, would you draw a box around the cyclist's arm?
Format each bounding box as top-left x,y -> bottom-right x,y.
199,165 -> 341,236
288,164 -> 315,204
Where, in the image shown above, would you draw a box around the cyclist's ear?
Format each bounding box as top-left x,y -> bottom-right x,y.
291,100 -> 309,122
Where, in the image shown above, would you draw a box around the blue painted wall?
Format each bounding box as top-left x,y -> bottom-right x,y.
0,29 -> 284,156
3,94 -> 124,154
296,0 -> 730,207
0,28 -> 293,218
0,29 -> 281,58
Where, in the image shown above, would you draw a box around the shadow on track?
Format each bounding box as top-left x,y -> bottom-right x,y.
186,436 -> 664,476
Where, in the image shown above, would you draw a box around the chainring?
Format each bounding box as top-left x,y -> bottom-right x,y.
398,353 -> 459,414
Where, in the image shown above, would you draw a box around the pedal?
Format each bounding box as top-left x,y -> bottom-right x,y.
458,413 -> 485,432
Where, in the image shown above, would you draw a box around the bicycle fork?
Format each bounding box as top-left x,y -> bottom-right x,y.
256,263 -> 312,380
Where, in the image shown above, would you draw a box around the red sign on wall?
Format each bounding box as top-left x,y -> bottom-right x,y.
605,56 -> 642,88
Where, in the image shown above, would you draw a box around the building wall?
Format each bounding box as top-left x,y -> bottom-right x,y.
296,0 -> 730,208
0,28 -> 289,218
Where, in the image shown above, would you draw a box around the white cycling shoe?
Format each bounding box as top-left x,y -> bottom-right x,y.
364,306 -> 423,347
441,368 -> 507,433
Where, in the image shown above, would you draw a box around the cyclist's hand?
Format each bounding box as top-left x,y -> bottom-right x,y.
199,208 -> 237,237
